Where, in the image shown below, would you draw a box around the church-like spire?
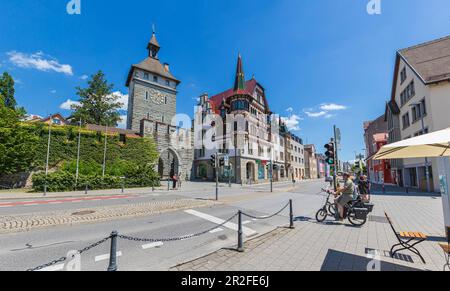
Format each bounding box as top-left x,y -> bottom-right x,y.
147,27 -> 160,58
233,54 -> 245,92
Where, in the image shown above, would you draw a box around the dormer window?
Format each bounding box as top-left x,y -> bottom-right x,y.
153,76 -> 158,83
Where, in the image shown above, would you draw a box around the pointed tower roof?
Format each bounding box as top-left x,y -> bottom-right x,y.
148,32 -> 160,48
233,54 -> 246,92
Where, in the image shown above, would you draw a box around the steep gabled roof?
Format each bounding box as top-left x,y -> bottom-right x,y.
399,35 -> 450,84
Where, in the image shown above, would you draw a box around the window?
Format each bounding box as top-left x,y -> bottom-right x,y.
153,76 -> 158,83
145,91 -> 149,100
402,113 -> 410,129
166,80 -> 170,87
400,80 -> 416,106
412,99 -> 427,123
231,100 -> 249,111
144,73 -> 149,80
400,67 -> 407,84
165,96 -> 167,104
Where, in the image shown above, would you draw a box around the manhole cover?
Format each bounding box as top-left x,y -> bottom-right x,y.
72,210 -> 96,216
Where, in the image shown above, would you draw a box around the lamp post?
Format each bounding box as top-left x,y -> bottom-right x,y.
75,119 -> 82,189
102,124 -> 108,178
409,103 -> 430,192
44,115 -> 52,196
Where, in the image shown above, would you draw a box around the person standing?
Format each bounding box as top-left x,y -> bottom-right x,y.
177,172 -> 183,189
172,174 -> 178,190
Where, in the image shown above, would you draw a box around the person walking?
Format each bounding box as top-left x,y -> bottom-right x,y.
177,172 -> 183,189
172,174 -> 178,190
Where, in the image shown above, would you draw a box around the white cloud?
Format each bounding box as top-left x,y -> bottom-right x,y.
305,111 -> 327,118
50,90 -> 57,94
7,51 -> 73,76
60,99 -> 81,110
80,74 -> 88,80
320,103 -> 347,111
281,114 -> 303,131
109,91 -> 128,111
117,115 -> 127,129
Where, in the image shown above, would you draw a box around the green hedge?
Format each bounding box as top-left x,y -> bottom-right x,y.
20,123 -> 161,192
32,171 -> 160,192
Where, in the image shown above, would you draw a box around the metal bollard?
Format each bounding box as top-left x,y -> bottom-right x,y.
289,199 -> 295,229
85,184 -> 88,195
107,231 -> 118,271
121,178 -> 125,194
167,179 -> 170,191
237,211 -> 244,252
43,183 -> 47,197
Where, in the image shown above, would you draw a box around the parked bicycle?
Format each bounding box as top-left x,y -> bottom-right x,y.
315,188 -> 374,227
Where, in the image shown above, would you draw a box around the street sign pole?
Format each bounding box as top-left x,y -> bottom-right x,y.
215,154 -> 219,201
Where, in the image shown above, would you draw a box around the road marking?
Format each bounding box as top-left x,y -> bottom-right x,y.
209,228 -> 224,234
184,210 -> 257,236
94,251 -> 122,262
142,242 -> 164,250
37,263 -> 65,271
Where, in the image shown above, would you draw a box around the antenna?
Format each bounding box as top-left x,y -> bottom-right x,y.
152,24 -> 156,35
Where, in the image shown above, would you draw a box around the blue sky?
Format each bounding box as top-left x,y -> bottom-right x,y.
1,0 -> 450,161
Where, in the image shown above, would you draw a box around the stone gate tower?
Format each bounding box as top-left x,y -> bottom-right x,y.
126,31 -> 193,180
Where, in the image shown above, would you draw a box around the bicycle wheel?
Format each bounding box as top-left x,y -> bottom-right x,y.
347,210 -> 367,226
316,208 -> 328,222
327,203 -> 336,216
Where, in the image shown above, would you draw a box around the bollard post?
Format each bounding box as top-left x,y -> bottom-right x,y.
121,177 -> 125,194
107,231 -> 118,271
43,183 -> 47,197
237,211 -> 244,252
289,199 -> 295,229
85,184 -> 88,195
167,178 -> 170,191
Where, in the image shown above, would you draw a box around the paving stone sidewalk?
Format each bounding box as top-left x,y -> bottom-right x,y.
173,194 -> 448,271
0,199 -> 217,234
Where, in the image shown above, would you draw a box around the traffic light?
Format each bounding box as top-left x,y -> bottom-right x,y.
219,157 -> 225,167
324,142 -> 335,165
210,155 -> 216,167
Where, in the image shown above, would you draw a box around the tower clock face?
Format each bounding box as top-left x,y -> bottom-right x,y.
149,89 -> 166,105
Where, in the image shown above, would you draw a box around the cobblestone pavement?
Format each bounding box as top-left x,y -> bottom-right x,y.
0,199 -> 217,234
172,193 -> 448,271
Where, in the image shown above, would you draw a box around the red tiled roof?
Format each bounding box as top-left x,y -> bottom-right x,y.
209,79 -> 257,111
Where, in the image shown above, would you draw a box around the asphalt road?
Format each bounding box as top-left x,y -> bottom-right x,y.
0,180 -> 327,271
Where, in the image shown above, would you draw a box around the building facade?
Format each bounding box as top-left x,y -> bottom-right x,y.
364,115 -> 394,184
126,32 -> 194,180
304,144 -> 318,179
193,55 -> 292,184
286,133 -> 305,181
385,35 -> 450,192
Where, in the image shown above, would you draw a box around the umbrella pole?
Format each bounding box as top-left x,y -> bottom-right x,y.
437,157 -> 450,241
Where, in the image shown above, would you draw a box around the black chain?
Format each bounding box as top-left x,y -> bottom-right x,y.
241,202 -> 290,220
26,236 -> 111,271
118,213 -> 238,243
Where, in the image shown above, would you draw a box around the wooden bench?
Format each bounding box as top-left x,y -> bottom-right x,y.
439,243 -> 450,271
385,212 -> 428,264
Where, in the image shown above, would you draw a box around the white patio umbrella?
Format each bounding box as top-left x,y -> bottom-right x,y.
374,127 -> 450,238
373,127 -> 450,160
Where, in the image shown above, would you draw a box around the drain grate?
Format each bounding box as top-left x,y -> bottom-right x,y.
369,215 -> 388,224
71,210 -> 96,216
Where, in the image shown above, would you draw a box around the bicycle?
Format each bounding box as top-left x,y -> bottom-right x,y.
315,189 -> 369,227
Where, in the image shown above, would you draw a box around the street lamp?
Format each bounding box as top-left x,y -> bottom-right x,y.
409,102 -> 431,192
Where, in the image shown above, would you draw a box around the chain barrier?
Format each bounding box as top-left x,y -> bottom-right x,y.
26,235 -> 111,271
241,201 -> 290,220
118,213 -> 238,243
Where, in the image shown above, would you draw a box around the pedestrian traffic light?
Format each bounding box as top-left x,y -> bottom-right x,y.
324,142 -> 335,165
210,155 -> 216,167
219,157 -> 225,167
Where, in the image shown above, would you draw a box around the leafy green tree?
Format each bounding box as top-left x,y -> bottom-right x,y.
0,76 -> 38,175
0,72 -> 16,108
71,71 -> 123,126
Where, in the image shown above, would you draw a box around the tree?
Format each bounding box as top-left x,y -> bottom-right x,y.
0,76 -> 38,176
71,71 -> 123,126
0,72 -> 17,108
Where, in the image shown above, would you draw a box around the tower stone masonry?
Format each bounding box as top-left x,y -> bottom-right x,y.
126,32 -> 193,180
